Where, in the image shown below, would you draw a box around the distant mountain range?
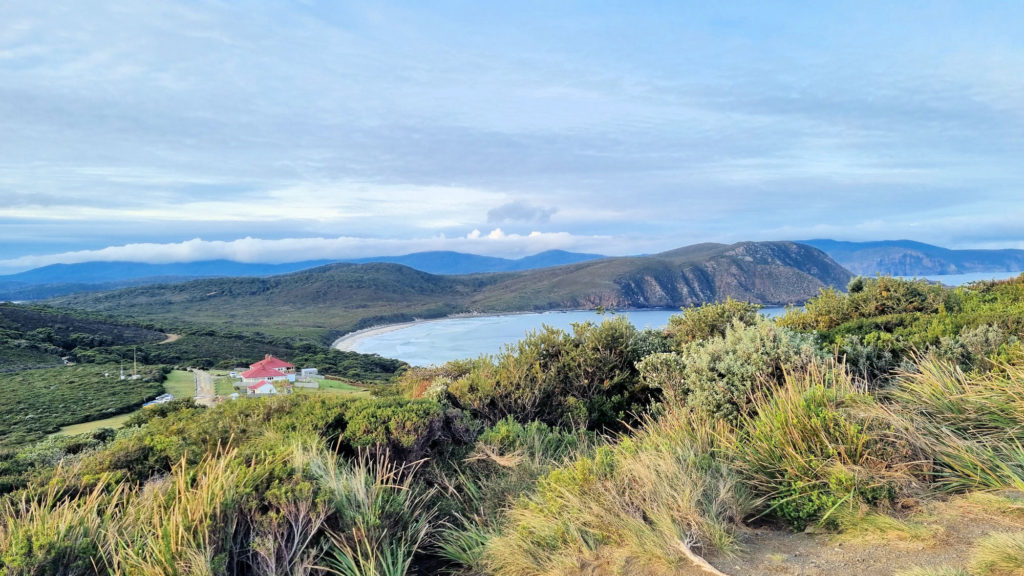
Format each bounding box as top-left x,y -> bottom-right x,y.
348,249 -> 605,274
801,239 -> 1024,276
7,239 -> 1021,303
0,250 -> 603,301
46,241 -> 850,340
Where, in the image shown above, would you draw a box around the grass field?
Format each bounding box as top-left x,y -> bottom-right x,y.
213,374 -> 238,395
313,379 -> 368,395
56,413 -> 134,436
0,364 -> 163,445
50,369 -> 195,437
162,370 -> 195,399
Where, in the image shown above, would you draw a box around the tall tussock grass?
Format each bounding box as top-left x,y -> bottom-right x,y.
105,447 -> 268,576
733,363 -> 920,530
0,479 -> 124,576
484,407 -> 751,576
886,357 -> 1024,492
303,446 -> 435,576
0,448 -> 267,576
432,418 -> 594,576
482,361 -> 936,575
0,434 -> 437,576
970,531 -> 1024,575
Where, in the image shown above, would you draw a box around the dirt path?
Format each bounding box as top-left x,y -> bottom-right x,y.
158,333 -> 181,344
701,494 -> 1024,576
193,369 -> 215,407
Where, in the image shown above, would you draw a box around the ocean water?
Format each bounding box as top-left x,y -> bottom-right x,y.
344,270 -> 1024,366
896,271 -> 1023,286
346,307 -> 786,367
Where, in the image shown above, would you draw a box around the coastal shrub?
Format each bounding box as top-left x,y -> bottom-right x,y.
778,287 -> 851,332
834,334 -> 905,384
732,365 -> 916,530
65,395 -> 467,488
476,417 -> 594,464
777,276 -> 1024,381
664,298 -> 761,347
341,397 -> 472,461
638,319 -> 821,422
445,316 -> 657,431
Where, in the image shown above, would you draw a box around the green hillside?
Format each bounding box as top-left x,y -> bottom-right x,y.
47,241 -> 851,341
0,304 -> 166,371
1,275 -> 1023,575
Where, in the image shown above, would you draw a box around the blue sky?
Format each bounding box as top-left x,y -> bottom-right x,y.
1,1 -> 1023,273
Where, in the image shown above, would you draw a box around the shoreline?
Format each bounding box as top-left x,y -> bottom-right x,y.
330,307 -> 688,353
331,310 -> 546,352
332,318 -> 443,352
330,305 -> 799,355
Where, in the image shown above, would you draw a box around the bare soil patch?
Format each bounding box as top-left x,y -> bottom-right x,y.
698,494 -> 1024,576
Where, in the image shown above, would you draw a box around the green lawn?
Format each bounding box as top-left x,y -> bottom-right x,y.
312,379 -> 368,395
163,370 -> 195,399
56,413 -> 135,436
213,375 -> 238,396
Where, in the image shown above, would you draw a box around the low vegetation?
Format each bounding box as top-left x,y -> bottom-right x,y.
0,303 -> 165,371
1,274 -> 1023,575
0,364 -> 164,445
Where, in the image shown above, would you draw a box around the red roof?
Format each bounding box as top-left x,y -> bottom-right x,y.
241,366 -> 283,379
249,354 -> 294,371
247,380 -> 275,391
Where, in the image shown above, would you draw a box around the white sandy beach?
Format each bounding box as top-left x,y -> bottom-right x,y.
332,319 -> 438,352
330,310 -> 559,352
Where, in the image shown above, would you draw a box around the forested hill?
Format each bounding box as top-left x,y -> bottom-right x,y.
468,241 -> 852,311
46,241 -> 851,340
803,239 -> 1024,275
0,250 -> 604,301
347,249 -> 604,274
0,303 -> 166,371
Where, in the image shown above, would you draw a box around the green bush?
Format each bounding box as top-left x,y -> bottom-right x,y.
664,298 -> 761,347
341,397 -> 470,460
476,417 -> 593,464
780,275 -> 1024,382
638,319 -> 821,422
445,316 -> 657,431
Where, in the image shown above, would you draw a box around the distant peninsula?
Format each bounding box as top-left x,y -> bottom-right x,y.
43,241 -> 850,342
803,239 -> 1024,276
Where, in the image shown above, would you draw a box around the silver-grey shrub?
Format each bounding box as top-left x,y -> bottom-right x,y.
638,319 -> 822,422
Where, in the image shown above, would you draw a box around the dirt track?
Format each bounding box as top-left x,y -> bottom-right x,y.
193,369 -> 215,406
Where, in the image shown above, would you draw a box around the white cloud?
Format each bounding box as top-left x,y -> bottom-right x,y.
2,1 -> 1024,265
0,179 -> 506,230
